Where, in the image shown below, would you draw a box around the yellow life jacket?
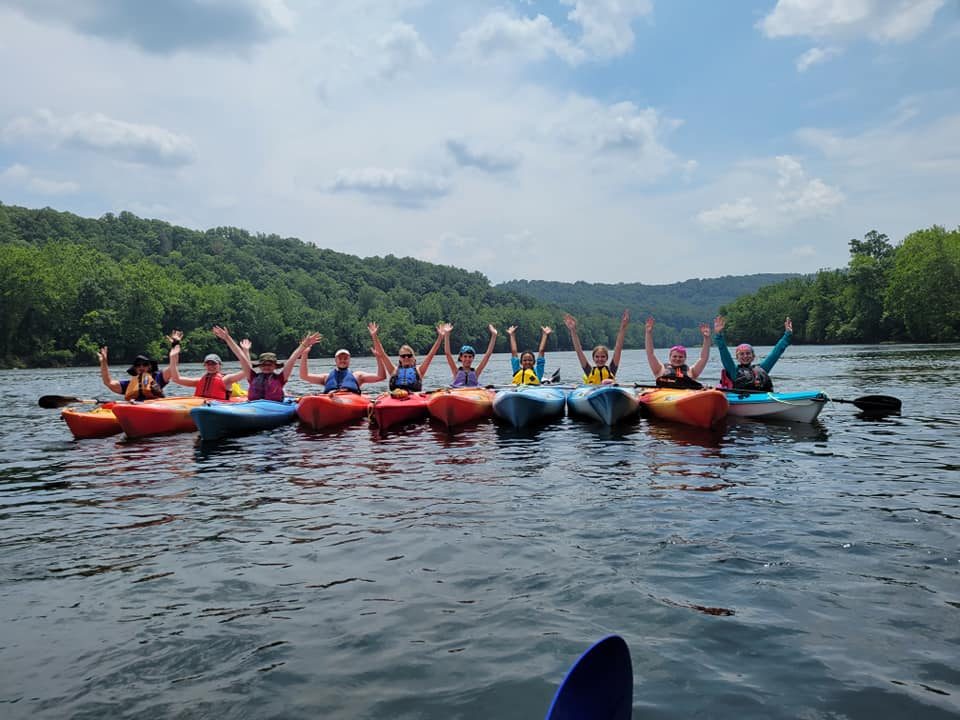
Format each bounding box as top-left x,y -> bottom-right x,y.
583,366 -> 615,385
125,372 -> 164,401
511,367 -> 540,385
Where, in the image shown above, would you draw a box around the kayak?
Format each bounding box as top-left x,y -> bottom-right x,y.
492,385 -> 567,428
724,389 -> 828,423
61,402 -> 121,439
426,388 -> 495,428
371,391 -> 430,430
637,387 -> 728,429
567,385 -> 639,425
112,396 -> 215,438
190,399 -> 298,440
545,634 -> 633,720
297,392 -> 372,430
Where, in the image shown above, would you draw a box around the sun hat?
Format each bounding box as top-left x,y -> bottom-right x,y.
203,353 -> 222,364
335,348 -> 351,357
126,354 -> 159,376
252,352 -> 284,368
459,345 -> 476,356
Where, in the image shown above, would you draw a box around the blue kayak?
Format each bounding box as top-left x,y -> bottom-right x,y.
189,399 -> 298,440
546,634 -> 633,719
492,385 -> 568,428
723,389 -> 827,423
567,385 -> 640,425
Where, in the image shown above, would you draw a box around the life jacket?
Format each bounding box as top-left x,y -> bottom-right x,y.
656,364 -> 703,390
125,372 -> 164,401
583,366 -> 615,385
194,372 -> 230,400
452,367 -> 478,388
248,370 -> 286,402
722,365 -> 773,391
511,367 -> 540,385
324,367 -> 360,394
390,366 -> 421,391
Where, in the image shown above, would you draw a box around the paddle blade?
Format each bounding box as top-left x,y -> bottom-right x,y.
546,635 -> 633,720
38,395 -> 98,409
852,395 -> 901,414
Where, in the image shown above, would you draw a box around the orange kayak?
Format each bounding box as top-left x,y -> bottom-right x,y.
297,392 -> 372,429
61,402 -> 122,439
637,388 -> 729,429
426,388 -> 495,428
112,396 -> 228,438
371,392 -> 430,430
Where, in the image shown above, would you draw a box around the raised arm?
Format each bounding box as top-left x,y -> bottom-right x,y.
297,333 -> 326,384
213,325 -> 254,377
760,316 -> 793,373
282,331 -> 321,383
97,346 -> 122,394
417,324 -> 445,379
563,313 -> 590,371
506,325 -> 519,358
611,309 -> 629,370
538,326 -> 551,357
690,322 -> 712,379
644,316 -> 665,377
713,316 -> 736,378
356,323 -> 388,385
442,322 -> 458,375
162,329 -> 182,382
475,324 -> 498,377
167,343 -> 200,387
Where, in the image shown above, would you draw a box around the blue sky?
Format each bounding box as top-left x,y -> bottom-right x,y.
1,0 -> 958,284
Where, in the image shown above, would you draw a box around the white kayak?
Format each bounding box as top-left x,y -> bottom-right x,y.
723,389 -> 828,423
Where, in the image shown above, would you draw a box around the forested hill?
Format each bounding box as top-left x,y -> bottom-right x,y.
1,202 -> 794,367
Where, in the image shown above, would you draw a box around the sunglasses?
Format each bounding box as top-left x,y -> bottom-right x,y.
399,353 -> 414,358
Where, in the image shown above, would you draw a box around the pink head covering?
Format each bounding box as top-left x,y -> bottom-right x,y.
735,343 -> 754,354
669,345 -> 687,356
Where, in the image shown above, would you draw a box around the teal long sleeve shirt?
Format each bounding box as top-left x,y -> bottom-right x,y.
714,330 -> 792,380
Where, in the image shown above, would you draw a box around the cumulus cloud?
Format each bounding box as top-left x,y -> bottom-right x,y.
1,163 -> 79,195
758,0 -> 945,43
376,22 -> 432,79
4,110 -> 196,167
0,0 -> 293,55
796,45 -> 841,71
561,0 -> 653,58
697,155 -> 843,231
327,168 -> 451,208
446,138 -> 520,173
455,11 -> 585,65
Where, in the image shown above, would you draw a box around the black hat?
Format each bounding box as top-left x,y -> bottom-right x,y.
127,354 -> 159,376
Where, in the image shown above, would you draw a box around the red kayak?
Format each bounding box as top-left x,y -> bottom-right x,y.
637,388 -> 728,429
297,392 -> 372,429
371,391 -> 429,430
61,402 -> 122,439
112,396 -> 245,438
426,388 -> 495,428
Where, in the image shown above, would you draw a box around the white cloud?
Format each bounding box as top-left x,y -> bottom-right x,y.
327,168 -> 452,208
376,22 -> 431,79
561,0 -> 653,58
697,155 -> 843,232
455,11 -> 585,65
4,110 -> 196,167
759,0 -> 945,43
446,138 -> 520,173
0,0 -> 294,55
795,45 -> 841,71
1,163 -> 79,195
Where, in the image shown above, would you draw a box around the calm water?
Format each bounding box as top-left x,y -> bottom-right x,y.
1,346 -> 958,719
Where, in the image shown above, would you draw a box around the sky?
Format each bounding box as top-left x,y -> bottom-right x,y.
1,0 -> 958,284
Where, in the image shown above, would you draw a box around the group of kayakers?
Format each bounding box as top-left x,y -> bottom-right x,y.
95,312 -> 794,402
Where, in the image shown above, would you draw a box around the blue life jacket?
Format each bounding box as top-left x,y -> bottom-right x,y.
390,366 -> 421,391
324,368 -> 360,394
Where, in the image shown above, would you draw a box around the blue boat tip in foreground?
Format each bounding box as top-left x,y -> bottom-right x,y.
546,634 -> 633,720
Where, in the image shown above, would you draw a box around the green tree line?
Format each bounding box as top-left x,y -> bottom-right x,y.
718,227 -> 960,344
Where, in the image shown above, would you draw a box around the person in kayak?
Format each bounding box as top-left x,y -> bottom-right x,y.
166,330 -> 247,400
714,315 -> 793,391
442,323 -> 498,387
213,325 -> 318,401
644,316 -> 711,389
380,323 -> 445,394
97,345 -> 172,401
506,324 -> 552,385
563,310 -> 629,384
299,322 -> 387,393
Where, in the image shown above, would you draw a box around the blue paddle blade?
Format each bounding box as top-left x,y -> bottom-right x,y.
545,634 -> 633,720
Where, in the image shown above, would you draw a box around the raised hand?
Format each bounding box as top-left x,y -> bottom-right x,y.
645,316 -> 655,333
506,325 -> 517,336
620,309 -> 630,326
563,313 -> 577,331
713,316 -> 725,334
488,324 -> 498,336
367,322 -> 379,336
97,346 -> 109,364
240,338 -> 252,353
169,343 -> 181,358
165,329 -> 183,344
785,316 -> 793,332
699,322 -> 710,339
541,326 -> 552,335
301,332 -> 322,347
212,325 -> 230,341
438,322 -> 453,336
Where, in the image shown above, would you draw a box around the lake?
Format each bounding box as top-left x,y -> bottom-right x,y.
1,345 -> 958,719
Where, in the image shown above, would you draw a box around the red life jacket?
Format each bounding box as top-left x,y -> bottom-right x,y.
194,372 -> 230,400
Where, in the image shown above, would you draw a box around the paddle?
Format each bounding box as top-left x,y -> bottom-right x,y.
718,387 -> 902,414
38,395 -> 109,409
545,634 -> 633,720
